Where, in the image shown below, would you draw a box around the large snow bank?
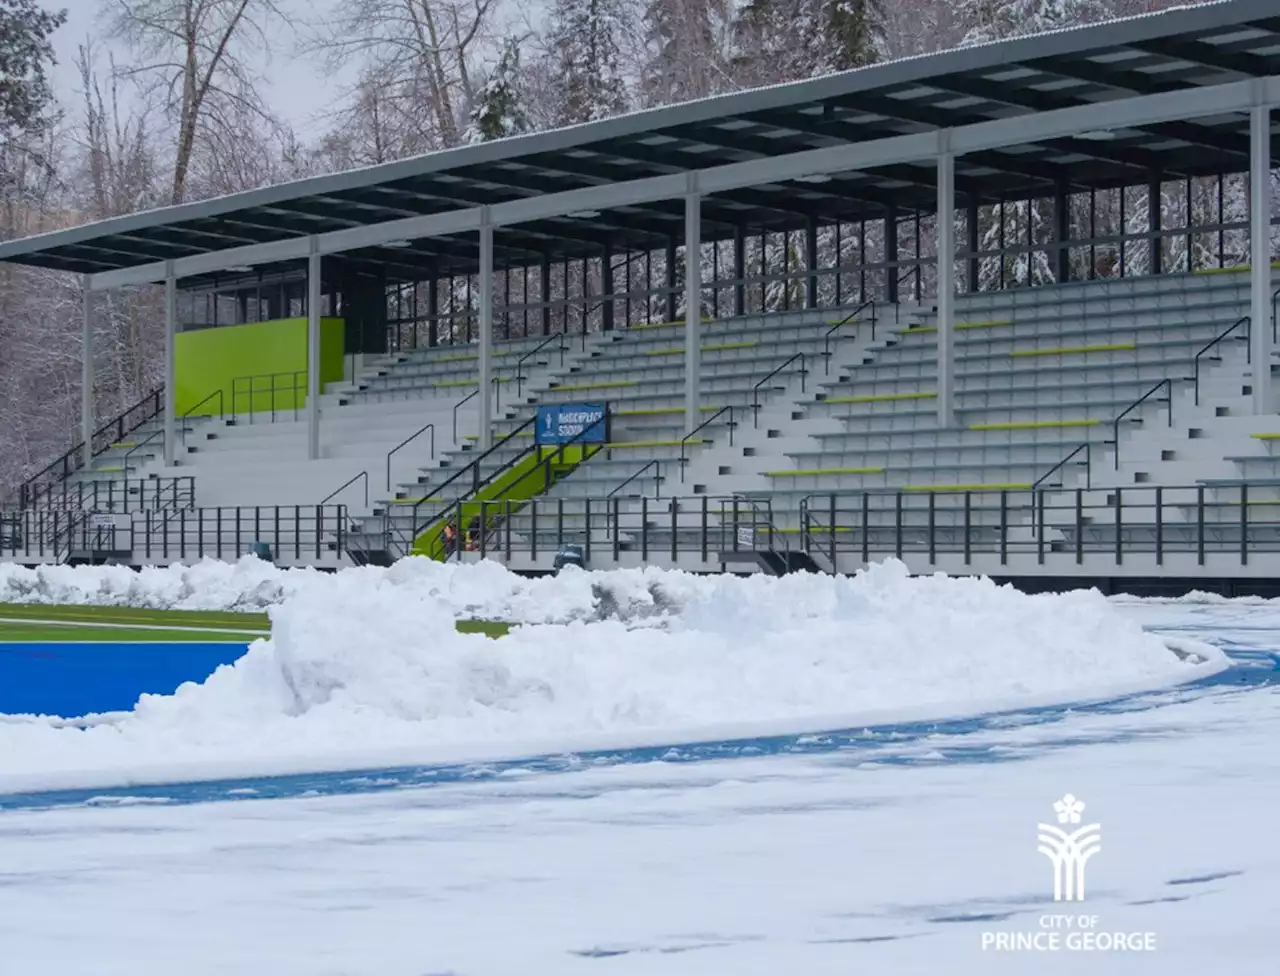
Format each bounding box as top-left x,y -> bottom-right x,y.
0,559 -> 1224,793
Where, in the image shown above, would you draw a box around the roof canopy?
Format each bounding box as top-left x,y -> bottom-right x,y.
2,0 -> 1279,287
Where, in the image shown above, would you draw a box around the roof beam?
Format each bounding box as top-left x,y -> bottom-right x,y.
85,76 -> 1280,290
1130,36 -> 1275,78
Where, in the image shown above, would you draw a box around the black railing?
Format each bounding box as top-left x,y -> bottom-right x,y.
1193,315 -> 1250,406
515,333 -> 569,396
18,385 -> 165,509
321,471 -> 369,508
1033,442 -> 1093,493
231,370 -> 307,423
680,406 -> 736,482
386,423 -> 435,492
752,352 -> 807,426
14,476 -> 195,515
453,389 -> 478,444
130,506 -> 349,564
608,460 -> 662,498
824,299 -> 877,373
179,388 -> 225,450
123,427 -> 165,474
461,420 -> 609,557
1111,379 -> 1173,471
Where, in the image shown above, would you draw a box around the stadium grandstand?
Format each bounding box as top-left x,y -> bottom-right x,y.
2,0 -> 1280,592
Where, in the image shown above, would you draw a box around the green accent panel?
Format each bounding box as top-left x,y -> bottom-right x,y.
175,317 -> 345,416
411,445 -> 599,560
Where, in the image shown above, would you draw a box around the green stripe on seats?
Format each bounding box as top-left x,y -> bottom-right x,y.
553,379 -> 639,391
391,496 -> 445,505
1195,261 -> 1280,275
905,319 -> 1012,333
903,483 -> 1032,492
433,377 -> 511,388
1250,433 -> 1280,440
767,466 -> 885,477
970,420 -> 1100,431
643,341 -> 759,356
777,526 -> 852,534
607,439 -> 703,448
111,441 -> 137,448
1010,342 -> 1135,358
94,465 -> 125,473
437,353 -> 478,362
824,391 -> 936,404
616,405 -> 724,416
632,318 -> 714,331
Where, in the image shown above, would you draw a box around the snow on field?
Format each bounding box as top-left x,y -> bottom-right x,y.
1,657 -> 1276,976
0,559 -> 1223,793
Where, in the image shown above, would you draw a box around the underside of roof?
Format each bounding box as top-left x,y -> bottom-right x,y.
2,0 -> 1279,287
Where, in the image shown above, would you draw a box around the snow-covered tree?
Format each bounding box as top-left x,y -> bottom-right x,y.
821,0 -> 882,72
547,0 -> 629,126
961,0 -> 1106,45
465,37 -> 532,144
641,0 -> 732,107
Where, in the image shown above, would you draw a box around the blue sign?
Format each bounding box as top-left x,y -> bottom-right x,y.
536,402 -> 608,445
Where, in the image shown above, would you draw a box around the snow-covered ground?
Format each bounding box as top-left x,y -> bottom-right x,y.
0,559 -> 1222,791
0,562 -> 1275,974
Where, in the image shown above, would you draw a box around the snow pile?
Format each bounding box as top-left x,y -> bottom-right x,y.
0,560 -> 1225,792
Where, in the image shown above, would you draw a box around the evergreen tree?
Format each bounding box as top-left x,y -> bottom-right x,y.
547,0 -> 628,126
641,0 -> 731,107
464,37 -> 532,145
0,0 -> 65,138
821,0 -> 882,73
961,0 -> 1106,45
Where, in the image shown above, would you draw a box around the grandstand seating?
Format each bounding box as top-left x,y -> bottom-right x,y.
5,264 -> 1275,570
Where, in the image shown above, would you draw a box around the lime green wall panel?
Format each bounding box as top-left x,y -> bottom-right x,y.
174,317 -> 345,417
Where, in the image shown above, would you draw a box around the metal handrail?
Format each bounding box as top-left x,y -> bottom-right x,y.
386,423 -> 435,492
727,493 -> 787,552
123,427 -> 165,474
230,370 -> 307,423
608,459 -> 662,498
751,352 -> 807,427
515,333 -> 569,396
321,470 -> 369,508
19,384 -> 165,506
1193,315 -> 1250,406
680,406 -> 736,482
1111,378 -> 1173,471
824,299 -> 876,373
1033,442 -> 1092,493
407,415 -> 539,541
179,388 -> 225,450
453,388 -> 478,443
463,419 -> 610,550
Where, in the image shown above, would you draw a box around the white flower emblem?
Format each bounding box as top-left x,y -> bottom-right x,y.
1054,793 -> 1086,825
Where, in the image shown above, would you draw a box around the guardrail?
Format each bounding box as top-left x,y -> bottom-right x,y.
824,299 -> 876,373
18,385 -> 165,508
230,370 -> 307,423
13,476 -> 195,515
680,406 -> 736,482
1193,315 -> 1249,406
1111,378 -> 1172,470
752,352 -> 807,426
385,423 -> 435,492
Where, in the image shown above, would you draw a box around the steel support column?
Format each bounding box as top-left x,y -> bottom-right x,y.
602,243 -> 615,332
685,193 -> 702,434
805,217 -> 819,309
665,237 -> 678,323
306,239 -> 321,460
163,265 -> 177,467
81,276 -> 93,467
540,256 -> 551,336
1250,100 -> 1273,414
886,206 -> 899,304
479,218 -> 495,449
937,141 -> 956,427
1055,183 -> 1071,283
733,224 -> 745,316
1148,175 -> 1163,275
965,201 -> 979,293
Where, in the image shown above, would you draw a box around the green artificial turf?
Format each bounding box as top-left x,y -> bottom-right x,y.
0,603 -> 514,641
